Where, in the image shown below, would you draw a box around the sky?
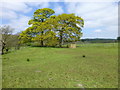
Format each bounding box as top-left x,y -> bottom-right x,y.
0,0 -> 119,39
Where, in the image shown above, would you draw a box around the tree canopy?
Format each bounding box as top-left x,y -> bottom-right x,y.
19,8 -> 84,47
19,8 -> 57,46
48,13 -> 84,47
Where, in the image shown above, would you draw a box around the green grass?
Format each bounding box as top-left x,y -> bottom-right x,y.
2,43 -> 118,88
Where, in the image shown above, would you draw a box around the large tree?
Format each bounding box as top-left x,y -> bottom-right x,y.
19,8 -> 84,47
19,8 -> 56,46
0,25 -> 14,54
48,13 -> 84,47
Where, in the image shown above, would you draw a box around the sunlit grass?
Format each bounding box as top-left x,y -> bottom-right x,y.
2,43 -> 118,88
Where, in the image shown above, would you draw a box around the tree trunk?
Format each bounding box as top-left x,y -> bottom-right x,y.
41,40 -> 44,46
41,31 -> 44,47
1,46 -> 5,55
59,31 -> 63,47
1,42 -> 5,55
40,19 -> 44,47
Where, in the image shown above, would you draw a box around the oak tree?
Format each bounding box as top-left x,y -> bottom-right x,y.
48,13 -> 84,47
19,8 -> 57,46
19,8 -> 84,47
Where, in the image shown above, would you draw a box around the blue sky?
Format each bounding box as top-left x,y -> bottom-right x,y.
1,0 -> 119,39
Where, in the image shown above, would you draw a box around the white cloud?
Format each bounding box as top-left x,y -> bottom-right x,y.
53,4 -> 64,14
0,2 -> 32,22
0,1 -> 51,34
0,10 -> 18,20
85,20 -> 102,28
8,15 -> 31,34
64,0 -> 119,2
26,2 -> 49,8
94,29 -> 102,32
105,26 -> 118,32
69,2 -> 113,15
66,2 -> 118,20
1,2 -> 32,13
1,0 -> 61,2
65,2 -> 118,38
1,0 -> 119,2
0,2 -> 33,34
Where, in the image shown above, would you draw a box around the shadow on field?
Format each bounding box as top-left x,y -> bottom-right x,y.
31,45 -> 69,48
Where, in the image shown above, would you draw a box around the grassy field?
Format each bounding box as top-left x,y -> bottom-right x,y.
2,43 -> 118,88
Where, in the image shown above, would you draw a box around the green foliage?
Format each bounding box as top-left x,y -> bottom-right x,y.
47,13 -> 84,47
31,42 -> 41,47
28,8 -> 55,25
19,8 -> 84,47
19,30 -> 32,44
56,13 -> 84,42
19,8 -> 57,46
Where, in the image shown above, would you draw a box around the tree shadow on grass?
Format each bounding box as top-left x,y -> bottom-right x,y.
31,45 -> 69,48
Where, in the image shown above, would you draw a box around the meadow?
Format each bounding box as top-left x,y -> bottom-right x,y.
2,43 -> 118,88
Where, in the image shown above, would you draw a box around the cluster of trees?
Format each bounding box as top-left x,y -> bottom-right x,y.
19,8 -> 84,47
0,25 -> 20,55
1,8 -> 119,54
0,8 -> 84,54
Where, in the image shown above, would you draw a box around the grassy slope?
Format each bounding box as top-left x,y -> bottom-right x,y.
2,43 -> 118,88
